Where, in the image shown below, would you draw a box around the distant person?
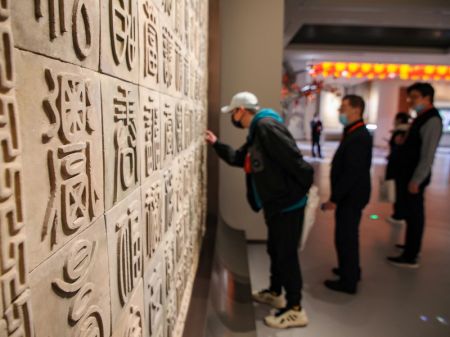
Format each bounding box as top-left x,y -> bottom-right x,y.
385,112 -> 411,226
322,95 -> 372,294
387,83 -> 443,268
205,92 -> 313,329
310,115 -> 323,158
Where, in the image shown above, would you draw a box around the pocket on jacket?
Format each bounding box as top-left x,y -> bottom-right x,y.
250,150 -> 265,173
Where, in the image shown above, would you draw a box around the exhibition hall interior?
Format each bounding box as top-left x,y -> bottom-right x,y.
0,1 -> 449,337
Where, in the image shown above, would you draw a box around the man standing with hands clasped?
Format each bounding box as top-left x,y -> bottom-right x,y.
387,82 -> 442,268
322,95 -> 372,295
205,92 -> 313,329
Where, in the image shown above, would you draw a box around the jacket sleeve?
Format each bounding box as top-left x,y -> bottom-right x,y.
330,135 -> 372,203
212,140 -> 247,168
411,117 -> 442,184
256,122 -> 313,188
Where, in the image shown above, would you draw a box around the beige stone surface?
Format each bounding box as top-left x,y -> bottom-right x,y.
100,0 -> 139,83
0,6 -> 35,337
161,94 -> 175,168
111,279 -> 145,337
105,187 -> 144,324
101,74 -> 140,211
160,21 -> 176,96
12,0 -> 100,71
15,49 -> 104,271
139,0 -> 162,92
29,216 -> 111,337
141,174 -> 164,269
7,0 -> 209,336
140,86 -> 162,182
144,248 -> 166,337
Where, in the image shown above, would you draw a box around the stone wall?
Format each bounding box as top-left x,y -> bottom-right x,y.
0,1 -> 208,337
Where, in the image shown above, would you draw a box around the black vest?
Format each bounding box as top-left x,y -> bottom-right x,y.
397,108 -> 442,181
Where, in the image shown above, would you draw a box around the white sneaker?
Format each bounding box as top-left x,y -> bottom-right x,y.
252,289 -> 285,309
264,307 -> 309,329
386,217 -> 406,226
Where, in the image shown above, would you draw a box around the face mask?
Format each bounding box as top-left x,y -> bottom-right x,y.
231,114 -> 244,129
413,104 -> 426,113
339,114 -> 349,126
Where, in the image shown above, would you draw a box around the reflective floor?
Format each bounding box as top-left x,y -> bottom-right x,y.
248,142 -> 450,337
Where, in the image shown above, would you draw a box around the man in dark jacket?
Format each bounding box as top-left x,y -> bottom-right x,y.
205,92 -> 313,329
322,95 -> 372,294
310,115 -> 323,158
387,83 -> 442,268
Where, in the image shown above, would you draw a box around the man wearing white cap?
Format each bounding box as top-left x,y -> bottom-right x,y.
205,92 -> 314,329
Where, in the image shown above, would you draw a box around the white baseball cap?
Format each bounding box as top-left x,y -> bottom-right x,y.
221,91 -> 260,114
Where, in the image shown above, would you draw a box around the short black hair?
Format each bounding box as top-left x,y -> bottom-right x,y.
407,82 -> 434,103
395,112 -> 410,124
343,95 -> 365,116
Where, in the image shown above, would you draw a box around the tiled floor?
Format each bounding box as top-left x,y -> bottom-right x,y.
248,142 -> 450,337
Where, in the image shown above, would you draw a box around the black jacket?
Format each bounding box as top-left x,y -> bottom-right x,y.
393,108 -> 441,184
213,118 -> 314,216
385,123 -> 409,180
330,120 -> 372,208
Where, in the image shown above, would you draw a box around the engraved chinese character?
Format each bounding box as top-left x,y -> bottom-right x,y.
115,201 -> 142,306
143,94 -> 160,176
162,0 -> 173,16
143,1 -> 159,83
41,69 -> 101,249
162,27 -> 173,89
52,239 -> 105,337
144,181 -> 162,259
113,85 -> 138,203
174,103 -> 183,153
162,101 -> 173,162
110,0 -> 137,69
164,170 -> 173,233
125,306 -> 143,337
34,0 -> 93,59
174,43 -> 182,93
146,262 -> 164,337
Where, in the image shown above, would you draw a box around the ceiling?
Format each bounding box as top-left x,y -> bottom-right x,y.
284,0 -> 450,70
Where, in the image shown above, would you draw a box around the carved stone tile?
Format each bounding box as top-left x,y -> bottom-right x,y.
140,86 -> 161,182
12,0 -> 100,71
139,0 -> 162,91
161,24 -> 175,95
161,95 -> 174,167
100,0 -> 139,83
174,101 -> 184,154
29,217 -> 111,337
105,188 -> 144,324
101,75 -> 140,210
164,233 -> 177,337
15,50 -> 104,271
0,7 -> 34,337
163,168 -> 175,234
141,174 -> 164,269
144,249 -> 166,337
111,279 -> 145,337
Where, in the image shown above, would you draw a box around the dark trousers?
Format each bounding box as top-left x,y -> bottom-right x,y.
392,177 -> 407,220
311,137 -> 322,157
335,202 -> 362,286
265,208 -> 304,307
397,178 -> 427,260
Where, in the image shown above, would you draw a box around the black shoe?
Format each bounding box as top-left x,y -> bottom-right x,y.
386,256 -> 419,269
324,280 -> 357,294
332,268 -> 361,282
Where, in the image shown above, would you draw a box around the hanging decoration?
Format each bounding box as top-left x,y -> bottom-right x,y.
310,62 -> 450,81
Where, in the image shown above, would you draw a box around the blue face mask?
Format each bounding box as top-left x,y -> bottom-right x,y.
414,104 -> 426,113
339,114 -> 349,126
